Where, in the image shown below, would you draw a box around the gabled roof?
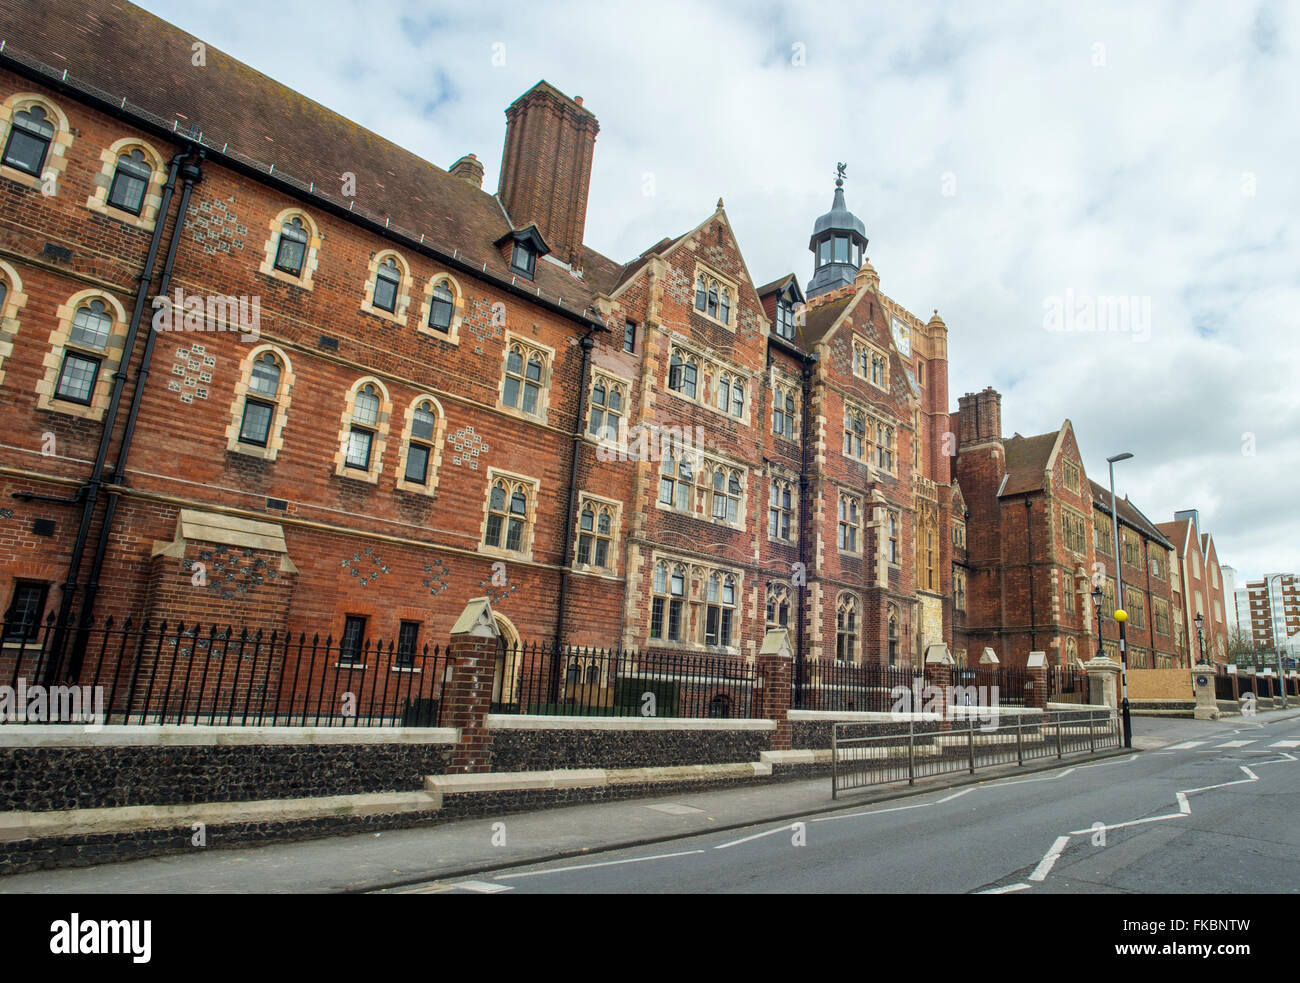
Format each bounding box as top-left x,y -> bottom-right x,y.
1088,479 -> 1174,549
999,431 -> 1060,496
1156,519 -> 1196,557
0,0 -> 624,319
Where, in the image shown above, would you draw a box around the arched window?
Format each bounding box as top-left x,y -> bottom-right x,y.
650,561 -> 687,642
766,582 -> 791,630
107,148 -> 152,214
566,662 -> 581,685
769,478 -> 794,541
429,280 -> 455,332
588,375 -> 625,442
668,348 -> 698,399
838,493 -> 860,552
274,217 -> 309,276
707,281 -> 719,319
836,594 -> 858,663
705,573 -> 736,646
503,342 -> 546,415
371,257 -> 402,312
719,288 -> 731,325
695,276 -> 708,312
708,694 -> 731,719
2,104 -> 54,176
403,400 -> 439,485
730,378 -> 744,417
710,467 -> 742,523
887,605 -> 900,665
484,478 -> 531,553
576,501 -> 615,569
54,300 -> 113,405
844,406 -> 866,460
345,384 -> 381,470
237,352 -> 282,446
716,372 -> 731,412
773,382 -> 797,439
659,450 -> 694,512
585,664 -> 600,685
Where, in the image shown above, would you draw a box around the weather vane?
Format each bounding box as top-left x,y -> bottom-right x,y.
835,162 -> 847,187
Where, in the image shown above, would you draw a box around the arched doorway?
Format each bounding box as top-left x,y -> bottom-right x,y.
491,613 -> 521,710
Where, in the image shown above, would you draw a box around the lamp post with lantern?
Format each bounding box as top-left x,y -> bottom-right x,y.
1107,452 -> 1134,749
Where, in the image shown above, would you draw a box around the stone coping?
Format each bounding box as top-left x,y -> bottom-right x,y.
789,707 -> 1051,723
425,761 -> 773,794
0,724 -> 458,748
0,791 -> 440,842
486,714 -> 774,731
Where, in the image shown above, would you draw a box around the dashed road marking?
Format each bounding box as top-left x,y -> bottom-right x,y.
1215,740 -> 1255,748
451,880 -> 514,893
979,883 -> 1032,894
1029,836 -> 1070,882
1165,741 -> 1206,750
494,849 -> 705,880
715,824 -> 800,850
1270,740 -> 1300,748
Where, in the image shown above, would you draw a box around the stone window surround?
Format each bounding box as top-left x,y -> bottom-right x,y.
770,370 -> 800,440
0,259 -> 28,388
258,208 -> 323,290
417,272 -> 465,345
836,591 -> 860,663
572,491 -> 623,576
664,337 -> 751,426
478,467 -> 541,563
583,367 -> 634,451
496,331 -> 555,426
767,473 -> 797,544
648,550 -> 744,654
394,393 -> 447,497
837,489 -> 863,557
224,344 -> 296,461
0,93 -> 72,195
851,333 -> 890,392
654,444 -> 748,531
85,136 -> 168,232
35,288 -> 129,422
332,376 -> 392,484
691,261 -> 738,330
359,249 -> 414,325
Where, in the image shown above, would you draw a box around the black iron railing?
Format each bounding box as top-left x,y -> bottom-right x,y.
0,616 -> 446,727
794,659 -> 918,713
488,643 -> 758,718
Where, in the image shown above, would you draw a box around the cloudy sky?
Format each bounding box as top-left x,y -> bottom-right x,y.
139,0 -> 1300,582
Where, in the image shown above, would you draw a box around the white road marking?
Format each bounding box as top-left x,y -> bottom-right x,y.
1029,836 -> 1070,881
645,803 -> 705,815
714,823 -> 800,850
1176,792 -> 1190,814
1270,740 -> 1300,748
1165,741 -> 1206,750
494,849 -> 705,880
1215,740 -> 1255,748
937,789 -> 974,803
451,880 -> 514,893
979,883 -> 1032,894
811,801 -> 932,823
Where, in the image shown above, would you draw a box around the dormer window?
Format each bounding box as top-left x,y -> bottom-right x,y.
510,242 -> 535,277
496,225 -> 549,281
776,300 -> 795,340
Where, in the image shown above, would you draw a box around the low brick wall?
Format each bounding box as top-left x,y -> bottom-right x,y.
486,715 -> 773,771
0,726 -> 454,812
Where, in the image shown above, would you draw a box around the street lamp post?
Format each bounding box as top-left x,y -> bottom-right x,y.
1195,612 -> 1205,664
1266,574 -> 1288,709
1107,452 -> 1134,749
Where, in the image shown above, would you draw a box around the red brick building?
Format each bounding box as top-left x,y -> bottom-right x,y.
0,0 -> 963,706
1157,511 -> 1230,664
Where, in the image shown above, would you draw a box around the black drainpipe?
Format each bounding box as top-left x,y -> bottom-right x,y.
68,150 -> 204,677
1026,496 -> 1036,653
37,149 -> 190,682
551,328 -> 598,697
794,351 -> 818,707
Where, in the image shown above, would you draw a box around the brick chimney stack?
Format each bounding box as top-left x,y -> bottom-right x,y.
957,386 -> 1003,447
497,81 -> 599,269
449,153 -> 485,189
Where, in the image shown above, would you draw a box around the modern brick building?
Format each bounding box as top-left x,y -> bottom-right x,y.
0,0 -> 965,705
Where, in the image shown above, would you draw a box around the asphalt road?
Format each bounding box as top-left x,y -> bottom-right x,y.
387,717 -> 1300,895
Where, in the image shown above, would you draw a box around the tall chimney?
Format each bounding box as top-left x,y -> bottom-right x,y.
498,81 -> 599,269
957,386 -> 1003,447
